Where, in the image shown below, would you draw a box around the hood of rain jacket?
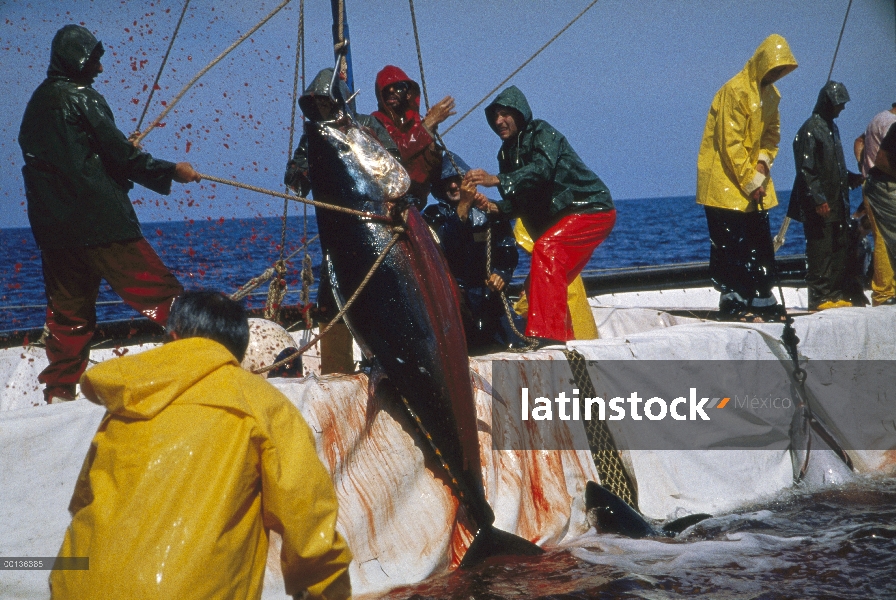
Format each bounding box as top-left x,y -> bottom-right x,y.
47,24 -> 103,81
299,67 -> 352,118
373,65 -> 423,122
696,34 -> 798,212
787,81 -> 852,223
429,152 -> 471,202
484,86 -> 613,237
19,24 -> 176,250
50,337 -> 352,600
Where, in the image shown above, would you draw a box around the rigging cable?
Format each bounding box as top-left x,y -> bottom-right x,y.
442,0 -> 600,135
298,0 -> 314,328
773,0 -> 853,252
405,0 -> 552,351
407,0 -> 430,112
268,0 -> 308,322
133,0 -> 293,145
134,0 -> 191,134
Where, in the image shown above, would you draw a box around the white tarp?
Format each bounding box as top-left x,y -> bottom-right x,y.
0,352 -> 596,598
1,291 -> 894,597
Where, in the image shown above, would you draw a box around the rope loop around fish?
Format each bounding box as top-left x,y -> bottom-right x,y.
252,227 -> 404,375
197,173 -> 392,223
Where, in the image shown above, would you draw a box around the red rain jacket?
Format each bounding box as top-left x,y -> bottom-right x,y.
372,65 -> 440,198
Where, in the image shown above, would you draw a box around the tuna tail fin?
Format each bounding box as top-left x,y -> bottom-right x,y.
661,513 -> 712,536
459,525 -> 544,569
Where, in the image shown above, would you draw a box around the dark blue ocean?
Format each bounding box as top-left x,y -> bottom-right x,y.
3,192 -> 865,333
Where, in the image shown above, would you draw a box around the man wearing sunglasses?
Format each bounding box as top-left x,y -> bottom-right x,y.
373,65 -> 456,205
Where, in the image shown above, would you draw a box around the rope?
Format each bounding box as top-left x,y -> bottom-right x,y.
264,260 -> 288,320
411,5 -> 530,350
407,0 -> 430,112
442,0 -> 600,135
298,0 -> 312,328
197,172 -> 392,222
279,0 -> 306,265
229,238 -> 317,301
269,0 -> 307,319
300,253 -> 314,328
776,0 -> 853,251
230,266 -> 277,301
253,228 -> 404,374
134,0 -> 191,133
133,0 -> 292,144
334,0 -> 348,78
484,226 -> 539,351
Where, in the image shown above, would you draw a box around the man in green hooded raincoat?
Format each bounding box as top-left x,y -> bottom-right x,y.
18,25 -> 201,403
787,81 -> 865,310
466,86 -> 614,342
696,34 -> 797,320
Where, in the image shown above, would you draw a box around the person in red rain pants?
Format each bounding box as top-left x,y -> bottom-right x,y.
372,65 -> 455,205
465,86 -> 615,344
18,25 -> 201,403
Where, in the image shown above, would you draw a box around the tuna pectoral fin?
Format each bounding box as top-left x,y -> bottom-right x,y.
661,513 -> 712,536
459,525 -> 544,569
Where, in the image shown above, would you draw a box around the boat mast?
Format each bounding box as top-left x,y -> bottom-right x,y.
330,0 -> 354,95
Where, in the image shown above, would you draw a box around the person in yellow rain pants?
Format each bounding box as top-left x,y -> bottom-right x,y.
512,220 -> 599,339
50,291 -> 351,600
855,104 -> 896,305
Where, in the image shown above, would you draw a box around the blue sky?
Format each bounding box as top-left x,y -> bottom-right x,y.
1,0 -> 894,228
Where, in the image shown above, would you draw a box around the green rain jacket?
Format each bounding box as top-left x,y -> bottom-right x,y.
19,25 -> 177,250
787,81 -> 854,224
485,86 -> 613,238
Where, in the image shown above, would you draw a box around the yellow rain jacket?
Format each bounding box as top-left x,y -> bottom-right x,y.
513,220 -> 599,339
697,34 -> 797,212
50,337 -> 352,600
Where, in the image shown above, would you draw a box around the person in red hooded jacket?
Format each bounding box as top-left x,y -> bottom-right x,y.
372,65 -> 455,203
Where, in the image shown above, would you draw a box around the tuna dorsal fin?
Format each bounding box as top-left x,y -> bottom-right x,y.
662,513 -> 712,536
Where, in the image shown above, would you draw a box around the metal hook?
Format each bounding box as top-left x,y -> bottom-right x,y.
327,54 -> 342,103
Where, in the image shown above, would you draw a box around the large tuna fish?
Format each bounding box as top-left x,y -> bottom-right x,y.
306,115 -> 542,567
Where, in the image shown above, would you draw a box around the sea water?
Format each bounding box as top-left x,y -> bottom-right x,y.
1,193 -> 835,332
378,477 -> 896,599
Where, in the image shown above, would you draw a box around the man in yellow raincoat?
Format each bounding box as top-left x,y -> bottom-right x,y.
697,34 -> 797,320
50,291 -> 352,600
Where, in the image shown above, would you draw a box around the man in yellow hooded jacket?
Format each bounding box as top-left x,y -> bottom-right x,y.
697,34 -> 797,320
50,291 -> 352,600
